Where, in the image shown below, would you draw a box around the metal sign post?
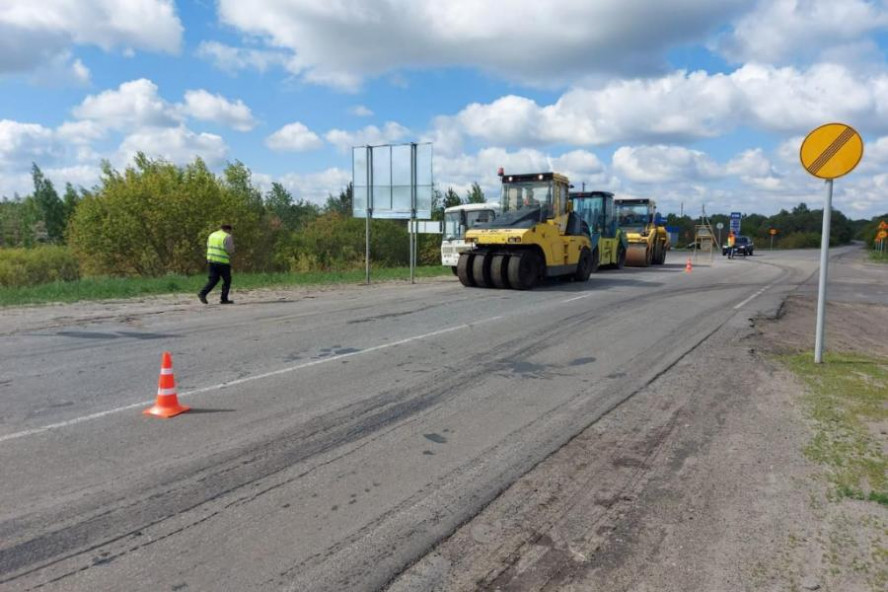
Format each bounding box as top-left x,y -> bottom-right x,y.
410,143 -> 417,284
813,179 -> 833,364
366,147 -> 373,284
716,221 -> 723,251
352,142 -> 433,285
800,122 -> 864,363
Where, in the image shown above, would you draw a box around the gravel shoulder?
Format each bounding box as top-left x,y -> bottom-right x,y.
0,277 -> 455,336
386,269 -> 888,591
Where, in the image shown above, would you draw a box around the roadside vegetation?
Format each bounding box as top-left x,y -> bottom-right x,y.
1,154 -> 886,303
0,156 -> 474,303
783,353 -> 888,507
0,266 -> 452,307
868,250 -> 888,263
667,202 -> 879,250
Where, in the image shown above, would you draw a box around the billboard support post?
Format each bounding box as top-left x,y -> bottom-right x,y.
365,146 -> 372,285
410,143 -> 417,284
352,142 -> 433,285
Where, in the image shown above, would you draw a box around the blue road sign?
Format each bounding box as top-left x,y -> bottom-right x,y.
730,212 -> 741,234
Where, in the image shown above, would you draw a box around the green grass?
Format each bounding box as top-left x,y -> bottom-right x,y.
782,352 -> 888,506
0,265 -> 453,307
868,250 -> 888,263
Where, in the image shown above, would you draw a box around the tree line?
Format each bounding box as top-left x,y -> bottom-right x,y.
2,155 -> 884,285
0,156 -> 491,281
664,202 -> 876,250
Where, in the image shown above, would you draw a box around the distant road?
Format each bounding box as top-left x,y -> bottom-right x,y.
0,248 -> 837,591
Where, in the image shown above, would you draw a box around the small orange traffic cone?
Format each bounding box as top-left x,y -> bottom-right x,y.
685,257 -> 693,273
144,351 -> 190,418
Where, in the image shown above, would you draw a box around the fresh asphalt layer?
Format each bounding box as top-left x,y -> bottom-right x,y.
0,247 -> 850,591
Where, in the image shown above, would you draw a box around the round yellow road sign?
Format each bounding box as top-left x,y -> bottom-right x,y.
878,230 -> 888,240
800,123 -> 863,179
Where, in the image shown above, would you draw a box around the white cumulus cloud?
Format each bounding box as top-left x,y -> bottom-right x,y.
0,0 -> 182,76
195,41 -> 291,74
0,120 -> 62,167
117,126 -> 228,168
270,168 -> 353,205
214,0 -> 748,88
180,90 -> 256,131
443,63 -> 888,149
612,145 -> 721,183
349,105 -> 374,117
716,0 -> 888,65
73,78 -> 180,130
266,122 -> 324,152
325,122 -> 410,151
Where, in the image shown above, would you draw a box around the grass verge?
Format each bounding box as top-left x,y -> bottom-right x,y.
868,250 -> 888,263
0,266 -> 453,307
782,352 -> 888,506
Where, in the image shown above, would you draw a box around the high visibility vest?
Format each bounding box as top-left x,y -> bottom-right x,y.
206,230 -> 230,264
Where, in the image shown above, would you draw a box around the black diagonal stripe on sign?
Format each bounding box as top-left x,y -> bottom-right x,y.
807,127 -> 856,175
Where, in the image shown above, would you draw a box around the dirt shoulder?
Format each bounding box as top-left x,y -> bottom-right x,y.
0,276 -> 454,336
386,294 -> 888,591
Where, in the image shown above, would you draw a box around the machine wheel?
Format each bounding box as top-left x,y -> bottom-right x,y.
573,248 -> 593,282
507,251 -> 540,290
490,254 -> 510,289
615,245 -> 626,269
652,242 -> 665,265
472,252 -> 493,288
451,266 -> 458,276
457,253 -> 476,287
590,248 -> 601,274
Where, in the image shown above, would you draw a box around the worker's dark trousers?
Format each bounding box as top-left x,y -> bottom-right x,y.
199,262 -> 231,302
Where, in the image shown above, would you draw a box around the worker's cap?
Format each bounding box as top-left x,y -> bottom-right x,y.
221,223 -> 233,231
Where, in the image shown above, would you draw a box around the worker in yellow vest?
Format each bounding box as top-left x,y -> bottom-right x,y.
198,224 -> 235,304
726,231 -> 736,259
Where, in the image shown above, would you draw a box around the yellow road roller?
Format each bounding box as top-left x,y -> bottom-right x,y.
614,198 -> 670,267
458,171 -> 593,290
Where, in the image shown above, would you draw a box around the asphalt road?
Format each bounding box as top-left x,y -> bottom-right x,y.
0,247 -> 845,591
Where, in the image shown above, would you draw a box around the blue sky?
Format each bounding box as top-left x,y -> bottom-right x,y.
3,0 -> 888,219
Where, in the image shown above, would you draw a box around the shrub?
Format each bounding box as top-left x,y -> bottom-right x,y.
0,245 -> 80,287
779,232 -> 822,249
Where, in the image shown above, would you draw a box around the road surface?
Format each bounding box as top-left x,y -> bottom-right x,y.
0,248 -> 834,591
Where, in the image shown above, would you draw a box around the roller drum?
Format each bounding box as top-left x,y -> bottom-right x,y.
625,243 -> 651,267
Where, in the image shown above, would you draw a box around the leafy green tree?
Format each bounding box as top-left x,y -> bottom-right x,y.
443,187 -> 461,209
265,182 -> 319,231
466,182 -> 485,204
325,182 -> 353,216
0,196 -> 41,247
285,212 -> 408,271
31,164 -> 66,243
68,154 -> 276,276
62,182 -> 81,231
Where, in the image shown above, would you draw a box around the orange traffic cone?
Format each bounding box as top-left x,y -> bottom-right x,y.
685,257 -> 693,273
144,351 -> 190,418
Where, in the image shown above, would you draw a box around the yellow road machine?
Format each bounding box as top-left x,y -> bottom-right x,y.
614,198 -> 670,266
569,190 -> 627,270
458,170 -> 594,290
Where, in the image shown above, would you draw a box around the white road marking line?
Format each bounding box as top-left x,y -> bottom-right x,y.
733,282 -> 777,310
0,318 -> 503,444
563,293 -> 593,303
